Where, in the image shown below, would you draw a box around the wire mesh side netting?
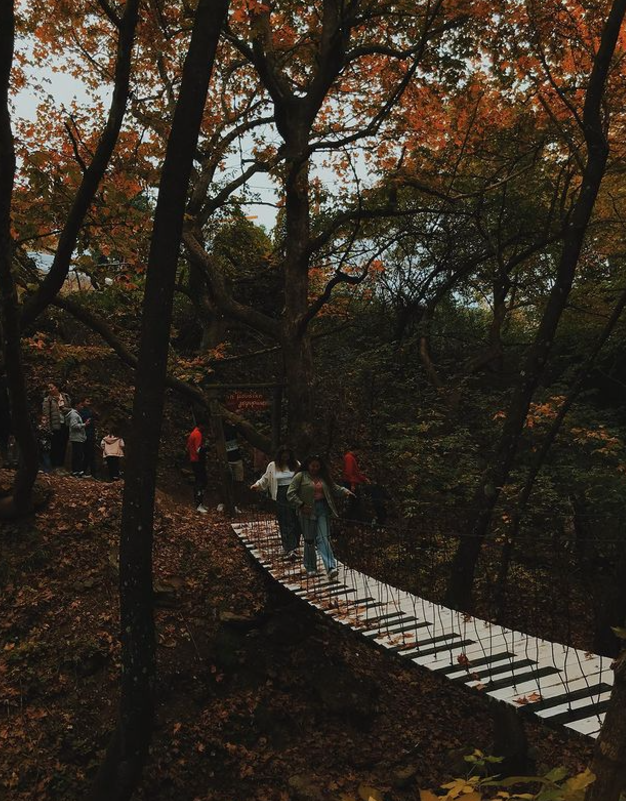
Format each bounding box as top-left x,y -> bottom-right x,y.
237,491 -> 626,658
234,495 -> 616,731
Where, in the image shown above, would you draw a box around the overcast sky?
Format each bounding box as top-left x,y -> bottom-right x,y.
12,61 -> 280,232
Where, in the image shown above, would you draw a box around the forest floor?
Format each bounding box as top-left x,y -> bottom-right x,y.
0,469 -> 595,801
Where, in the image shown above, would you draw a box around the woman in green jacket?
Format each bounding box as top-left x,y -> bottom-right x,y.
287,455 -> 353,578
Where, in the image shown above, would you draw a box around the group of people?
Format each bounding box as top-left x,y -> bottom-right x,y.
252,449 -> 355,579
39,384 -> 124,480
187,420 -> 246,514
187,418 -> 387,579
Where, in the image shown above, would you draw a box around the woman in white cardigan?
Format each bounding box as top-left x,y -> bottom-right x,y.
251,447 -> 301,556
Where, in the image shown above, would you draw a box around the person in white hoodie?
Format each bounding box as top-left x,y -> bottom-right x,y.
251,447 -> 301,556
100,433 -> 125,481
64,404 -> 87,476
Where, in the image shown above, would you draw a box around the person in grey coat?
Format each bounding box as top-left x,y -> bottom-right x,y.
64,405 -> 87,476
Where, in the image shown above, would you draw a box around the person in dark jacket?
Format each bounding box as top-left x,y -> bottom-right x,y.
77,398 -> 98,478
223,422 -> 244,511
42,383 -> 71,470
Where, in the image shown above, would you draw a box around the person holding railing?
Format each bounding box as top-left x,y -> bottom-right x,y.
287,455 -> 354,579
250,446 -> 301,557
342,447 -> 370,521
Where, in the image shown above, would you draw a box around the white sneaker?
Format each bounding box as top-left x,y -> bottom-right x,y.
217,503 -> 225,512
196,504 -> 208,514
234,506 -> 242,514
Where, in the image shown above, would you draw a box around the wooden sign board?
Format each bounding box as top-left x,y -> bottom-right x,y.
224,390 -> 270,414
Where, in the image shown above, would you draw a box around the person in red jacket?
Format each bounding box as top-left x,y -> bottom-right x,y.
187,421 -> 208,514
342,448 -> 369,521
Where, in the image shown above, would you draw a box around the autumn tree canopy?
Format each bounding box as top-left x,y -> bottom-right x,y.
5,0 -> 626,610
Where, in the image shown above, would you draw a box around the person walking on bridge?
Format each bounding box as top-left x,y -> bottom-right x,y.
251,446 -> 301,557
287,455 -> 353,579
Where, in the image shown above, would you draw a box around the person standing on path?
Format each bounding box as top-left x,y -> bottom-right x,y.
37,415 -> 52,473
77,398 -> 98,478
64,403 -> 87,476
287,455 -> 353,579
251,447 -> 301,556
187,421 -> 208,514
42,383 -> 71,470
100,433 -> 125,481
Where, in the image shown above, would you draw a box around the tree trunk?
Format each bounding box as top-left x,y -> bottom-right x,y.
493,286 -> 626,616
586,648 -> 626,801
593,536 -> 626,657
91,1 -> 229,798
209,398 -> 235,516
444,0 -> 626,610
282,146 -> 315,452
188,260 -> 226,351
283,331 -> 314,453
0,0 -> 39,518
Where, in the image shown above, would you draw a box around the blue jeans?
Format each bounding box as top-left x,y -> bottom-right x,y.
276,485 -> 300,552
299,499 -> 336,574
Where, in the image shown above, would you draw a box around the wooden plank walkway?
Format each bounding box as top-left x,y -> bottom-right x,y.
232,519 -> 613,738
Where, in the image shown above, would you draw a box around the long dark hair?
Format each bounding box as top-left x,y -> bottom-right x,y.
301,454 -> 334,486
274,446 -> 298,472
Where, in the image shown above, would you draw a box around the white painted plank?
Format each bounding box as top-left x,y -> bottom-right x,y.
565,716 -> 603,737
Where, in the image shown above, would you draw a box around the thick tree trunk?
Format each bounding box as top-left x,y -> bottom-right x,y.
444,0 -> 626,610
586,648 -> 626,801
593,538 -> 626,657
283,331 -> 314,453
282,149 -> 315,452
0,0 -> 38,518
188,260 -> 226,350
91,1 -> 229,798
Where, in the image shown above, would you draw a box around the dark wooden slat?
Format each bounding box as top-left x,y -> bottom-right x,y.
402,639 -> 476,659
434,652 -> 516,675
481,665 -> 559,692
452,659 -> 536,684
519,683 -> 613,715
548,699 -> 610,725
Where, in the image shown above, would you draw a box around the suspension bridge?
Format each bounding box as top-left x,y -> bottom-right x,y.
232,512 -> 616,739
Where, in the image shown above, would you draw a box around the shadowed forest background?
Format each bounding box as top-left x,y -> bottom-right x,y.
2,0 -> 626,799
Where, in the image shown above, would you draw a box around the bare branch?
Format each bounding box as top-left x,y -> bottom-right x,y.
21,0 -> 141,328
96,0 -> 121,28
